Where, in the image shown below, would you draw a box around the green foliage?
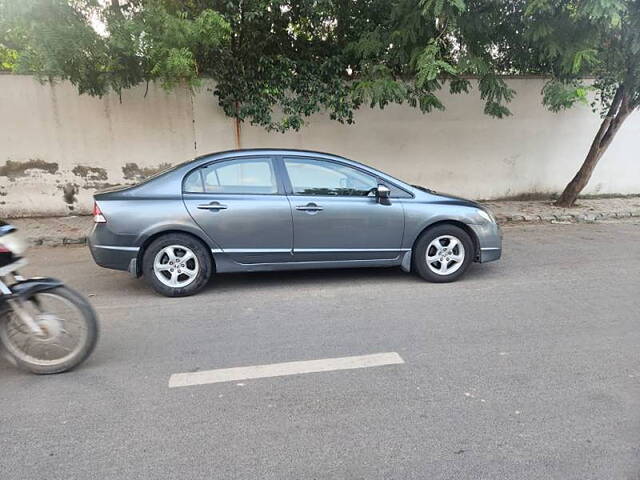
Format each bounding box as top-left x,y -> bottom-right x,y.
524,0 -> 640,115
542,80 -> 590,112
0,44 -> 16,70
1,0 -> 531,130
4,0 -> 636,131
0,0 -> 229,96
420,0 -> 466,16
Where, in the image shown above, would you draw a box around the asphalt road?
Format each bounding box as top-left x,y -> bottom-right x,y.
1,222 -> 639,480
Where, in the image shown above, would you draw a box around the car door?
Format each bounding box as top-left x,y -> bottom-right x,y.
282,156 -> 405,262
182,156 -> 293,264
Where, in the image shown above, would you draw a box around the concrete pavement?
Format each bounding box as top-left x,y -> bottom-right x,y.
1,222 -> 639,479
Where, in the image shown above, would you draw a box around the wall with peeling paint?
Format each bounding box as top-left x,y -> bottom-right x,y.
1,74 -> 638,217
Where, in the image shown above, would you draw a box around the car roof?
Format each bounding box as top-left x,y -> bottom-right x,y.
194,148 -> 350,162
190,148 -> 387,174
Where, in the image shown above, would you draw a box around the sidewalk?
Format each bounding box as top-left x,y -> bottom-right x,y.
484,196 -> 640,223
8,196 -> 640,247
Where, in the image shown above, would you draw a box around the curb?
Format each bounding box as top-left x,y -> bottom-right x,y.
496,210 -> 640,225
23,209 -> 639,248
29,236 -> 88,247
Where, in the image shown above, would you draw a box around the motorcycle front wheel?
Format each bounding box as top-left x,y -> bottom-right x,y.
0,286 -> 98,374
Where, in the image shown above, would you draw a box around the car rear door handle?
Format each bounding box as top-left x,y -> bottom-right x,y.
296,203 -> 323,212
197,202 -> 228,211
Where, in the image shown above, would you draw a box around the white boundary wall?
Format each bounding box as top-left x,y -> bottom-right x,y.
1,74 -> 638,217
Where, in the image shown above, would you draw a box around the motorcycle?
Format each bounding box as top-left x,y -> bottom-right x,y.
0,220 -> 98,374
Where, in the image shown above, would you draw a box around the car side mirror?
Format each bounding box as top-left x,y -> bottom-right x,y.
376,184 -> 391,204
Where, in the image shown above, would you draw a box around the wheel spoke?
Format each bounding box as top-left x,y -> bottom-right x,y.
447,238 -> 459,251
439,260 -> 449,273
182,267 -> 197,278
180,251 -> 195,263
450,253 -> 463,262
165,247 -> 177,262
154,262 -> 171,272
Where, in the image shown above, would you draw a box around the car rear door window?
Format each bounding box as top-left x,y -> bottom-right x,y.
184,158 -> 278,194
284,158 -> 377,197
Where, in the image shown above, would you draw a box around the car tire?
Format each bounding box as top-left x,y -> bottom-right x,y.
413,224 -> 474,283
142,233 -> 212,297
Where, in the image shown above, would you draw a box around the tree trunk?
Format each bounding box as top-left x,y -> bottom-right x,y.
234,101 -> 242,149
555,86 -> 632,207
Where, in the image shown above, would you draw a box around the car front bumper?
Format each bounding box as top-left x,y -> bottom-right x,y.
469,222 -> 502,263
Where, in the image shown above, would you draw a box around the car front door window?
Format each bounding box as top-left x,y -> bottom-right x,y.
284,158 -> 377,197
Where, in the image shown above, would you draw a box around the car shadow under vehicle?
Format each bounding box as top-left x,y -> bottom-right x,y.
197,262 -> 493,294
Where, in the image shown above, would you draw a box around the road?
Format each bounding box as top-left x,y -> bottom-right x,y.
1,222 -> 639,480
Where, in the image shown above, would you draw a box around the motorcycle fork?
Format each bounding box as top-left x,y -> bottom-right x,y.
0,274 -> 44,336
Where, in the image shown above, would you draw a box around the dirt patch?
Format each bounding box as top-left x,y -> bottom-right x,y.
489,192 -> 557,202
81,182 -> 122,190
61,183 -> 79,205
0,159 -> 59,178
122,162 -> 172,181
72,165 -> 108,181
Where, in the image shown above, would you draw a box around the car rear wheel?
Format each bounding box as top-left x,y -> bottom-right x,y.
142,233 -> 212,297
413,224 -> 474,283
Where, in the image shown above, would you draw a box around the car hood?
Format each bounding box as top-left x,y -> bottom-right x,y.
413,185 -> 481,208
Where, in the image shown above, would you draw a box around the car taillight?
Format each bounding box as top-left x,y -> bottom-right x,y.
93,202 -> 106,223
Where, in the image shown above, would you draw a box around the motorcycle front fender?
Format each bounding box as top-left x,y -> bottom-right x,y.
7,277 -> 65,300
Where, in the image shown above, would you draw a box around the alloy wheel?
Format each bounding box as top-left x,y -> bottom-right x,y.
425,235 -> 465,275
153,245 -> 199,288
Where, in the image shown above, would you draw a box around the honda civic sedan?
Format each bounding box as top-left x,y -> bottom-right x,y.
89,149 -> 501,296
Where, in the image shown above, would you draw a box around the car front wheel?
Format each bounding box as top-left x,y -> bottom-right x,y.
413,224 -> 474,283
142,233 -> 212,297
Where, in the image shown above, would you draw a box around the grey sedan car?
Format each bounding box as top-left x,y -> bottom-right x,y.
89,149 -> 501,296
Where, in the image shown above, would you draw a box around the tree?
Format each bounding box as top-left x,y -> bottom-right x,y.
524,0 -> 640,206
0,0 -> 230,96
0,0 -> 523,131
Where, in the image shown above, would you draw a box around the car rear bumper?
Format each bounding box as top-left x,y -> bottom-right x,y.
88,224 -> 139,272
469,222 -> 502,263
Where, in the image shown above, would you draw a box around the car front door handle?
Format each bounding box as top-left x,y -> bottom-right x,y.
296,203 -> 323,212
197,202 -> 228,211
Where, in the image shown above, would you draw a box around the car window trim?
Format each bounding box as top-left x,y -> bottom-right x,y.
279,155 -> 413,199
182,155 -> 286,196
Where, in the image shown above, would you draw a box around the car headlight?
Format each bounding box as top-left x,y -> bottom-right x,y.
477,208 -> 497,224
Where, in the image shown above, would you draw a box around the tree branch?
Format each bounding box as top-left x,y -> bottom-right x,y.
111,0 -> 123,18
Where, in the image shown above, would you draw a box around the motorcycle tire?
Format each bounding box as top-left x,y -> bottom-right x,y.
0,286 -> 99,374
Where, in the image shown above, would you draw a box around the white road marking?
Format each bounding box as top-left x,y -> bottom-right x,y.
168,352 -> 404,388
